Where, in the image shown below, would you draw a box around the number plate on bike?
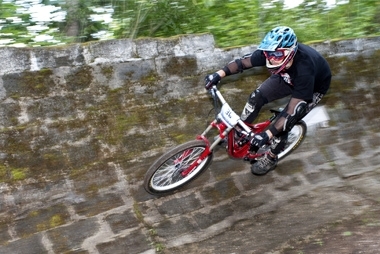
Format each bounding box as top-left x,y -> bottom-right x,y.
218,103 -> 240,128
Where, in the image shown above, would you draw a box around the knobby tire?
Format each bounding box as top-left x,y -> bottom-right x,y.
277,121 -> 307,161
144,140 -> 213,196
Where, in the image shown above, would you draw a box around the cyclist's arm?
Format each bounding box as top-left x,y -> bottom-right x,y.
216,50 -> 266,77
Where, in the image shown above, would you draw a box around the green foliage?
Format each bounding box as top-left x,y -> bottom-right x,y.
0,2 -> 17,18
0,0 -> 379,47
284,0 -> 380,42
109,0 -> 205,39
201,0 -> 262,47
0,2 -> 27,44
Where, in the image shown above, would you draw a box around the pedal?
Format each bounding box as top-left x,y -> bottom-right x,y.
243,156 -> 257,164
237,137 -> 249,146
243,156 -> 251,162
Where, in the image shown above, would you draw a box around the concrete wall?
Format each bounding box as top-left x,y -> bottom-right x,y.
1,34 -> 380,253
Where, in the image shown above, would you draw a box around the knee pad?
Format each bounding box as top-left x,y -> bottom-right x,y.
247,89 -> 266,106
241,89 -> 267,122
283,101 -> 307,132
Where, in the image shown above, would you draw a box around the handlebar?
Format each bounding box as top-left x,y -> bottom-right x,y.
207,85 -> 252,135
208,85 -> 227,105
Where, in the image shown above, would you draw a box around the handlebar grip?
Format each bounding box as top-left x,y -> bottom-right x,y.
205,81 -> 214,90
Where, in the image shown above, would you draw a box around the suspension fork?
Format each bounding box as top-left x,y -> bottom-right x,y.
180,118 -> 235,177
178,118 -> 223,177
180,135 -> 212,177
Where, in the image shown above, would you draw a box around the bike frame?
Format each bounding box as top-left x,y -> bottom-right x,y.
180,85 -> 275,177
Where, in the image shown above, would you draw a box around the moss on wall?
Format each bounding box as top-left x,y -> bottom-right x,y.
65,66 -> 94,91
163,56 -> 198,76
2,68 -> 53,98
0,37 -> 379,188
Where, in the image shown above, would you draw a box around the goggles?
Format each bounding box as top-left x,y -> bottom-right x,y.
263,49 -> 288,61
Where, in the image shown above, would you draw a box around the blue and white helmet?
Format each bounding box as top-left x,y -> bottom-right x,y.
258,26 -> 298,74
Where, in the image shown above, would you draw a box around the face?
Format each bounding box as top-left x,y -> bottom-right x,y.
263,49 -> 289,65
269,58 -> 283,65
264,48 -> 293,68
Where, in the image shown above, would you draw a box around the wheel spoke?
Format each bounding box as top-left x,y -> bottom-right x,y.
151,147 -> 205,189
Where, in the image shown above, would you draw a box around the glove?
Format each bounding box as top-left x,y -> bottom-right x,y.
251,132 -> 269,147
204,73 -> 221,90
308,92 -> 324,111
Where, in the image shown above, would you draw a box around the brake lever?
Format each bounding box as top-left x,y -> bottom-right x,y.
209,88 -> 216,98
206,86 -> 220,119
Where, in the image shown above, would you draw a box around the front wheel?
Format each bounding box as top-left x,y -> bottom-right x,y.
277,120 -> 307,160
143,140 -> 213,196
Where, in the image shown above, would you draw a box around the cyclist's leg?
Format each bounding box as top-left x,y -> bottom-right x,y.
271,131 -> 288,155
241,75 -> 293,123
270,98 -> 308,156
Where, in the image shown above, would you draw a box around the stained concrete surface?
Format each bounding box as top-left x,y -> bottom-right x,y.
140,129 -> 380,254
1,35 -> 380,253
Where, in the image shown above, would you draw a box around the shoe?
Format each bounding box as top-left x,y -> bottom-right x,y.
251,153 -> 278,175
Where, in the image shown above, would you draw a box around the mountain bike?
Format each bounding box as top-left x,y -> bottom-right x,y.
143,84 -> 307,196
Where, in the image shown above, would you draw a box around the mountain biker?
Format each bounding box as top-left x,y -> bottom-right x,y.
205,26 -> 331,176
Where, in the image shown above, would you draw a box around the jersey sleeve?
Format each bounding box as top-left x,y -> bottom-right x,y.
223,50 -> 266,76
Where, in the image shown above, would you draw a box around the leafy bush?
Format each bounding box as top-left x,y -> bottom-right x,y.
0,0 -> 379,47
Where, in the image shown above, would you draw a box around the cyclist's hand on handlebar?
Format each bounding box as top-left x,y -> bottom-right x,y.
204,72 -> 221,90
251,132 -> 269,147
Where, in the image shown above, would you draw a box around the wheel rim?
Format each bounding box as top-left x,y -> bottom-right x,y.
150,146 -> 209,191
278,124 -> 304,160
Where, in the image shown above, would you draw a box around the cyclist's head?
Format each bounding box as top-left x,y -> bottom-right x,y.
258,26 -> 298,74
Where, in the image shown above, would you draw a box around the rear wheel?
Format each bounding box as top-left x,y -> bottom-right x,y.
277,121 -> 307,160
144,140 -> 213,195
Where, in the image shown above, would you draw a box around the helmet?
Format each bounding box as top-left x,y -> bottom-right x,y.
258,26 -> 298,74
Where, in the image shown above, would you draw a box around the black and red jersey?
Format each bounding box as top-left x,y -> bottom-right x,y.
224,43 -> 331,101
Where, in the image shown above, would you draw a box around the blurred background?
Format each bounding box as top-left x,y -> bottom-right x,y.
0,0 -> 379,48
